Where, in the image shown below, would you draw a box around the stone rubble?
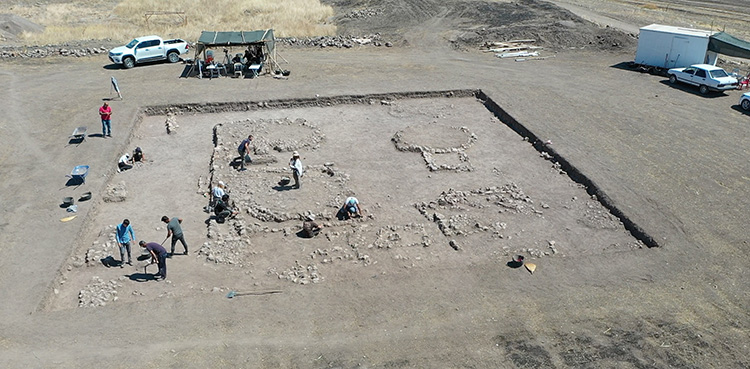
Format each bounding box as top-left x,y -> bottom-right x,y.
103,181 -> 128,203
165,113 -> 179,134
342,8 -> 384,19
83,225 -> 118,267
0,33 -> 393,60
277,34 -> 391,49
392,125 -> 477,172
270,261 -> 322,285
0,45 -> 112,59
416,185 -> 544,251
214,118 -> 325,159
78,276 -> 122,308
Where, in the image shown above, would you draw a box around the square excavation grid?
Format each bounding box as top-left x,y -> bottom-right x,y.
57,91 -> 650,309
201,93 -> 646,277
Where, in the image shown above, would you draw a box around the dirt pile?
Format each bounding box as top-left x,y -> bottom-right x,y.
329,0 -> 635,50
0,14 -> 43,42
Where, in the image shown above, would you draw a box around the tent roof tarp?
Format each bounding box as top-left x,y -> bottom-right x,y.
195,30 -> 275,56
708,32 -> 750,59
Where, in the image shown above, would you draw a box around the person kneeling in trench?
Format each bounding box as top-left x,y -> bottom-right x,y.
302,215 -> 322,238
118,153 -> 133,172
139,240 -> 167,280
341,196 -> 362,219
214,194 -> 238,223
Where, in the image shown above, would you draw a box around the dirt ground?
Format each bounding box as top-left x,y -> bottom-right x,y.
1,1 -> 749,368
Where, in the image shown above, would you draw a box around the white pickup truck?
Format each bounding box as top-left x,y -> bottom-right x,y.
109,35 -> 190,69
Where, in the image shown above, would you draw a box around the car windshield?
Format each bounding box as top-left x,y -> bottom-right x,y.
710,69 -> 729,78
126,39 -> 138,48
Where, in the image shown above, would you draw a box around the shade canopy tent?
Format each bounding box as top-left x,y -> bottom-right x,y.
708,32 -> 750,60
186,29 -> 277,78
194,30 -> 275,57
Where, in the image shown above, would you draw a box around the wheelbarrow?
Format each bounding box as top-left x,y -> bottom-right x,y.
68,126 -> 87,144
66,165 -> 89,185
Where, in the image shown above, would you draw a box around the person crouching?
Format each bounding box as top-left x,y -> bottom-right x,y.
214,194 -> 238,223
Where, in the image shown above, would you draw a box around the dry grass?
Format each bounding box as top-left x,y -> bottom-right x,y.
17,0 -> 336,44
555,0 -> 750,41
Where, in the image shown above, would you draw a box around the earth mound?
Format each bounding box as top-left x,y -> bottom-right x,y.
0,14 -> 44,42
330,0 -> 635,50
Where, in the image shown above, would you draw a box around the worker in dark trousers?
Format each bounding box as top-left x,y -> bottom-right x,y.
139,241 -> 168,280
161,216 -> 188,257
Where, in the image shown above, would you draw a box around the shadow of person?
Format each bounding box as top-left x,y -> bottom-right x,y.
506,260 -> 524,269
230,157 -> 243,169
127,273 -> 157,282
272,185 -> 293,192
336,208 -> 348,221
296,230 -> 309,238
100,256 -> 120,268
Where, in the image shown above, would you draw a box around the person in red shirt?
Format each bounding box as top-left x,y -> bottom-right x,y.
99,102 -> 112,137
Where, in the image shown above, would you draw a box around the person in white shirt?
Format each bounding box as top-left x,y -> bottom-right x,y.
118,153 -> 133,171
289,151 -> 303,189
209,181 -> 227,210
342,196 -> 362,219
213,181 -> 226,199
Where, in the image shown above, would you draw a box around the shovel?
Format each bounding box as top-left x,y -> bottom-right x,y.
226,290 -> 282,299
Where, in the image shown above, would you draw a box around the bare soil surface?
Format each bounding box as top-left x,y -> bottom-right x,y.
1,1 -> 749,368
51,96 -> 645,312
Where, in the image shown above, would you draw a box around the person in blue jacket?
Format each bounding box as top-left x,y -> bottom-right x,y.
115,219 -> 135,267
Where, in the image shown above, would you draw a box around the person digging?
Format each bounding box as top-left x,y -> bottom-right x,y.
161,216 -> 188,257
214,194 -> 238,223
237,134 -> 253,171
139,241 -> 168,281
302,215 -> 323,238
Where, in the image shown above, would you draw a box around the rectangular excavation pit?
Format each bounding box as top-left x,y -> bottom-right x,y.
49,90 -> 653,310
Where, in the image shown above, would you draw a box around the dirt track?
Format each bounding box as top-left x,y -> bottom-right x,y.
1,1 -> 750,368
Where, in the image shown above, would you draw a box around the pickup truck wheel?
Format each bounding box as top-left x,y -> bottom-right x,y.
167,51 -> 180,63
123,57 -> 135,69
741,99 -> 750,111
699,85 -> 710,95
669,74 -> 677,84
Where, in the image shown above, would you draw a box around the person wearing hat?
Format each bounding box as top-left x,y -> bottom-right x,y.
213,181 -> 226,199
289,151 -> 303,189
209,181 -> 227,211
302,214 -> 322,238
139,240 -> 168,280
118,153 -> 133,172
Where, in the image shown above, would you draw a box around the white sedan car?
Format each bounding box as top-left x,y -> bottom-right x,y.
740,92 -> 750,111
667,64 -> 738,95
